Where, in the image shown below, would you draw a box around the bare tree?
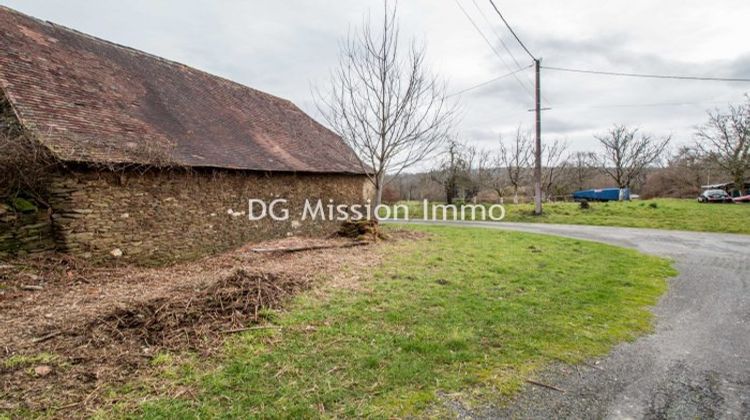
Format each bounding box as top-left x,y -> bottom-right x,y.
567,151 -> 597,192
640,146 -> 714,198
432,140 -> 464,204
541,139 -> 568,201
470,149 -> 496,201
482,168 -> 507,202
594,125 -> 671,191
477,159 -> 506,202
432,139 -> 483,204
695,98 -> 750,195
669,146 -> 709,193
316,2 -> 457,206
498,128 -> 532,204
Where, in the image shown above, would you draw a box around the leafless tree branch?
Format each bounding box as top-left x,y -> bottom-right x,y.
315,1 -> 458,206
694,97 -> 750,194
497,128 -> 532,203
541,138 -> 568,200
593,124 -> 671,189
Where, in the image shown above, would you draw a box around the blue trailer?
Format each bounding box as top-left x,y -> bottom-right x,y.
572,188 -> 630,202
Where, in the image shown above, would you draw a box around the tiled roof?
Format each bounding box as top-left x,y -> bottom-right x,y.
0,6 -> 365,174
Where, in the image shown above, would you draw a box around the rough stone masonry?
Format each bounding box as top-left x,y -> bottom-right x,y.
0,6 -> 372,264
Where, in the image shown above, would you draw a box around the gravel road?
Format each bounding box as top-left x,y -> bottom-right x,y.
390,221 -> 750,419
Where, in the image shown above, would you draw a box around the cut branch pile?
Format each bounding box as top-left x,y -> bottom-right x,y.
84,269 -> 306,350
0,233 -> 401,414
1,269 -> 310,413
338,219 -> 387,241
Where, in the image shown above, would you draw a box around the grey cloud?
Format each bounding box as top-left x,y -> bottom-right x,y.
543,117 -> 596,134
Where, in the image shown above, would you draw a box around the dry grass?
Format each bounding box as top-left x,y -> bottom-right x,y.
0,232 -> 417,415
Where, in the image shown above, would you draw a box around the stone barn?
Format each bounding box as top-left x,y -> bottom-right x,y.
0,6 -> 371,264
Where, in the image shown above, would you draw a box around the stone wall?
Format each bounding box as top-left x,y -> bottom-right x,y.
0,90 -> 58,258
0,201 -> 56,258
43,168 -> 370,265
1,93 -> 372,264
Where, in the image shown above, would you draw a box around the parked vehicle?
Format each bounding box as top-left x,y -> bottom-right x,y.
572,188 -> 630,202
733,194 -> 750,203
697,189 -> 734,203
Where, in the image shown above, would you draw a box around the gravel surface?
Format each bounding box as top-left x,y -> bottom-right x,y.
389,221 -> 750,419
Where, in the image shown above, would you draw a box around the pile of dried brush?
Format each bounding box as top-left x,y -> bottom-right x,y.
83,269 -> 307,350
338,219 -> 387,241
1,268 -> 313,412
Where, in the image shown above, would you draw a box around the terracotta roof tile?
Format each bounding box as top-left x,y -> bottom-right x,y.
0,6 -> 365,174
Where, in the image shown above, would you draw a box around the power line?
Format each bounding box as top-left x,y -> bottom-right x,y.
452,0 -> 535,100
542,66 -> 750,82
470,0 -> 551,105
487,0 -> 535,61
481,0 -> 544,215
470,0 -> 527,71
447,65 -> 533,98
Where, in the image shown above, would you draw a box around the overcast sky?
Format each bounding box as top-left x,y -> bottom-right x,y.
3,0 -> 749,170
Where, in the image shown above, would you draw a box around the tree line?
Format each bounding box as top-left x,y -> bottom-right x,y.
384,102 -> 749,204
317,2 -> 749,205
415,124 -> 672,204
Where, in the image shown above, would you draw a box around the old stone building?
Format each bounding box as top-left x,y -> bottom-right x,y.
0,6 -> 371,264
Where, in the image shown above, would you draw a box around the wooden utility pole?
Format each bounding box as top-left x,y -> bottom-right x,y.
533,58 -> 542,215
486,0 -> 543,214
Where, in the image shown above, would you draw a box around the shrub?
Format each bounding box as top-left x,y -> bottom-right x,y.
381,184 -> 401,204
0,131 -> 59,206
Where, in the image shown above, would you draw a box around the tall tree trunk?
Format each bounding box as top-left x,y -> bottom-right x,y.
367,172 -> 385,221
494,189 -> 504,204
446,183 -> 455,205
374,176 -> 384,208
733,171 -> 746,196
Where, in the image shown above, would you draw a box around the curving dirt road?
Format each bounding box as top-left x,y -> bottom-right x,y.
391,221 -> 750,419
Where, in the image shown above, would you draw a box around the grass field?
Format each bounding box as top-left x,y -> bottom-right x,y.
381,198 -> 750,234
125,225 -> 675,418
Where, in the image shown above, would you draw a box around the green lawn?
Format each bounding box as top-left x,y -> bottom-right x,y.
125,225 -> 675,418
382,198 -> 750,234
